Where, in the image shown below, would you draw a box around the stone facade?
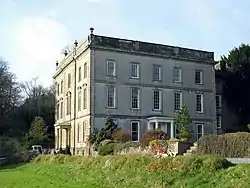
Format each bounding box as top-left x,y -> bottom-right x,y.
53,29 -> 216,155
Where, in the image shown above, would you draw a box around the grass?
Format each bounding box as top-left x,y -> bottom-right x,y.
0,155 -> 250,188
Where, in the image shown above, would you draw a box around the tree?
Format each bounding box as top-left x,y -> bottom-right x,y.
27,116 -> 48,146
174,106 -> 192,141
220,44 -> 250,130
92,116 -> 118,151
0,60 -> 21,136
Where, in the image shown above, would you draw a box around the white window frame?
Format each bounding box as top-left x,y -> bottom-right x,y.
78,67 -> 82,82
131,121 -> 140,142
131,88 -> 140,109
216,95 -> 222,109
106,60 -> 116,76
77,123 -> 81,143
83,62 -> 87,78
216,115 -> 222,129
174,92 -> 182,111
196,93 -> 204,113
83,88 -> 87,109
196,123 -> 204,141
131,63 -> 140,79
153,90 -> 162,111
153,65 -> 162,81
107,85 -> 116,108
78,90 -> 82,112
173,67 -> 182,83
195,70 -> 203,84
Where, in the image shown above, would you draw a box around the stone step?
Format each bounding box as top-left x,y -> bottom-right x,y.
183,152 -> 192,156
186,149 -> 192,153
193,142 -> 198,147
190,146 -> 197,151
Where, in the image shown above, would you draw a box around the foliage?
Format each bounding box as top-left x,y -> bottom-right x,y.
220,44 -> 250,128
114,141 -> 140,153
146,155 -> 232,173
197,132 -> 250,157
149,140 -> 168,156
174,105 -> 192,141
92,116 -> 118,151
26,116 -> 48,146
3,155 -> 247,188
140,129 -> 167,147
98,143 -> 116,156
111,129 -> 131,142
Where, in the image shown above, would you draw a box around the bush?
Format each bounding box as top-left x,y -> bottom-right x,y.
98,143 -> 116,156
111,129 -> 131,143
140,129 -> 167,147
197,132 -> 250,157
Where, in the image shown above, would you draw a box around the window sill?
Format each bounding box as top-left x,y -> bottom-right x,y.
130,77 -> 140,80
195,83 -> 204,85
106,106 -> 117,109
131,108 -> 140,111
196,111 -> 204,114
173,81 -> 182,84
152,109 -> 162,112
152,79 -> 162,82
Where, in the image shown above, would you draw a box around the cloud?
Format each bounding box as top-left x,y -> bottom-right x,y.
12,17 -> 70,86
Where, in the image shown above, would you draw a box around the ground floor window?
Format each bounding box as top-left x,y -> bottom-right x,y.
197,123 -> 204,140
131,121 -> 139,142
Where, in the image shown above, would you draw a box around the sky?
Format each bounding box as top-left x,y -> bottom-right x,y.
1,0 -> 250,86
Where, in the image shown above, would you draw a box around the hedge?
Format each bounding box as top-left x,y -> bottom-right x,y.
197,132 -> 250,158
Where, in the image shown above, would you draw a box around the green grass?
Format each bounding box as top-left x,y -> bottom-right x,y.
0,155 -> 250,188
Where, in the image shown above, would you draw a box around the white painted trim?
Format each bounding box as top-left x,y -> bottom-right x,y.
131,63 -> 140,79
153,90 -> 162,111
196,93 -> 204,113
173,67 -> 182,83
131,88 -> 140,109
106,60 -> 116,76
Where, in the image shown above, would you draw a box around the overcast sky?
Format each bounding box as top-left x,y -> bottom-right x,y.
1,0 -> 250,86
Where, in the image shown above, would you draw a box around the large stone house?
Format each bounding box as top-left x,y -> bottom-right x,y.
53,28 -> 217,155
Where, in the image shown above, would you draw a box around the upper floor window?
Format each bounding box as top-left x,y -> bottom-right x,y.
153,65 -> 162,81
131,63 -> 139,79
174,92 -> 182,111
107,85 -> 115,108
196,93 -> 204,113
60,101 -> 63,118
78,67 -> 82,82
131,88 -> 140,109
131,121 -> 139,142
68,74 -> 71,88
195,70 -> 203,84
60,80 -> 63,94
153,90 -> 162,110
84,62 -> 87,78
173,68 -> 182,83
216,95 -> 222,109
83,88 -> 87,109
106,60 -> 115,76
66,95 -> 71,115
78,90 -> 82,111
56,103 -> 59,120
57,84 -> 59,95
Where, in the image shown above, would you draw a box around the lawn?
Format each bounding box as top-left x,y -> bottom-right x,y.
0,155 -> 250,188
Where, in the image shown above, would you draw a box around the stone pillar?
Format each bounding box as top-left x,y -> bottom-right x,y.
170,121 -> 174,138
155,120 -> 159,129
60,128 -> 62,148
147,122 -> 151,130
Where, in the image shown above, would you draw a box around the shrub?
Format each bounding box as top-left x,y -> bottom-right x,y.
197,132 -> 250,157
140,129 -> 167,147
111,129 -> 131,142
98,143 -> 116,156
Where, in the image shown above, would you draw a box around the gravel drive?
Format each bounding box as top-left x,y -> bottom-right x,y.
226,158 -> 250,164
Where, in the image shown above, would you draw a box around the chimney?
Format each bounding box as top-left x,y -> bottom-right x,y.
64,50 -> 68,57
56,61 -> 59,66
74,40 -> 78,47
90,27 -> 94,35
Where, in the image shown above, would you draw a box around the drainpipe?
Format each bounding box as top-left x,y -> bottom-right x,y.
73,40 -> 78,155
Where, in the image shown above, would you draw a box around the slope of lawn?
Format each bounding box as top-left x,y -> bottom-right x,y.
0,155 -> 250,188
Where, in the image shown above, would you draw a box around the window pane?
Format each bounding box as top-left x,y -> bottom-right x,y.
153,90 -> 160,110
83,88 -> 87,109
78,67 -> 82,81
153,65 -> 161,80
84,63 -> 87,78
131,64 -> 139,78
195,71 -> 202,84
78,91 -> 81,111
107,86 -> 115,107
196,94 -> 203,112
131,122 -> 139,141
107,61 -> 115,76
174,93 -> 181,110
174,68 -> 181,82
131,88 -> 139,109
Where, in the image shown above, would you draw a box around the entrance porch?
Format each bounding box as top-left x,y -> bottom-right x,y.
54,123 -> 71,149
147,117 -> 175,139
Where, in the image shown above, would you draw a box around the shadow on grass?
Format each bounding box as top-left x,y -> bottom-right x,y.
0,163 -> 26,170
